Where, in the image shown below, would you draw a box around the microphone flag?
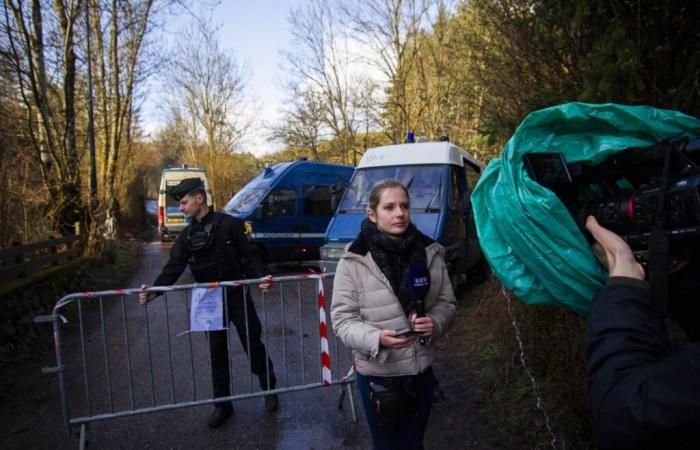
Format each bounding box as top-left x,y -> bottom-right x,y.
408,263 -> 431,298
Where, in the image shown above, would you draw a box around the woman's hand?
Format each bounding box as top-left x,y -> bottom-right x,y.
410,313 -> 434,336
379,330 -> 416,349
585,216 -> 645,280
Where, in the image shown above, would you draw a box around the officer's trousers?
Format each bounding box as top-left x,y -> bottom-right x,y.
208,286 -> 276,406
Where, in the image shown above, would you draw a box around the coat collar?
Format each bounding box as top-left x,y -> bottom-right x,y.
342,232 -> 444,274
347,226 -> 435,256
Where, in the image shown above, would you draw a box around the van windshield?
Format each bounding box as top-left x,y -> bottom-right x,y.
338,166 -> 444,212
223,188 -> 266,214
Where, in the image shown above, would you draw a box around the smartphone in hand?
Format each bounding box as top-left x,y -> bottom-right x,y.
395,329 -> 421,338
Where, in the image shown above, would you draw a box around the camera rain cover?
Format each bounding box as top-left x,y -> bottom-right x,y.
472,102 -> 700,316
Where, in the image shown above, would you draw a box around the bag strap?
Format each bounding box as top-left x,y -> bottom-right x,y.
207,211 -> 225,234
648,142 -> 673,312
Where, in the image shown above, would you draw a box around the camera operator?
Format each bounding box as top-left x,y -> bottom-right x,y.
585,216 -> 700,450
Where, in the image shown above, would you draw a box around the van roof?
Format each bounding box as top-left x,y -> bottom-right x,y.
253,159 -> 352,183
162,167 -> 206,173
357,142 -> 484,170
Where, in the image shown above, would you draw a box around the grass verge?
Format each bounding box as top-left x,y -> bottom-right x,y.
454,275 -> 594,449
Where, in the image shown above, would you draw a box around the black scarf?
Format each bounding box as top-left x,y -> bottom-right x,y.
360,218 -> 428,316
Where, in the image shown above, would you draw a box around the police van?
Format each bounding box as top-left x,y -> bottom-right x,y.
319,140 -> 484,290
223,159 -> 353,263
157,166 -> 213,241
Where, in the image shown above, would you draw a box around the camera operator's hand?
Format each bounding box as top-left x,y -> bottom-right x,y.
585,216 -> 645,280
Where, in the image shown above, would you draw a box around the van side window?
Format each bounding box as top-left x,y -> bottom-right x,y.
450,167 -> 461,202
465,163 -> 480,190
303,185 -> 336,216
165,180 -> 182,214
264,189 -> 296,218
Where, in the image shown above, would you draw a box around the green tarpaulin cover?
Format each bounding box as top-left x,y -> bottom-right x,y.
472,102 -> 700,316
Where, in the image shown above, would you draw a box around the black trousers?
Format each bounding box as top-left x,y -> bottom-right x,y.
208,286 -> 276,405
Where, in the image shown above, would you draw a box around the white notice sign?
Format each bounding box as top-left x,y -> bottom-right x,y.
190,288 -> 224,332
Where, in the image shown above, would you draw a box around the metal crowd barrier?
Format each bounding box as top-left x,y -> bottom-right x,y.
34,273 -> 357,449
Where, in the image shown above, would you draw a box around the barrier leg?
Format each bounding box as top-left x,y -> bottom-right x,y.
337,382 -> 358,423
36,314 -> 71,432
347,382 -> 358,423
79,424 -> 87,450
337,386 -> 346,410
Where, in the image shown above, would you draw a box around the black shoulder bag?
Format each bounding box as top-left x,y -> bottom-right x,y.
367,375 -> 419,426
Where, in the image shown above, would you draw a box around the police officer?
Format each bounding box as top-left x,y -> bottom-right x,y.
139,178 -> 278,428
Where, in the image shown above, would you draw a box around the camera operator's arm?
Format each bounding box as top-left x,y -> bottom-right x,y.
585,216 -> 700,449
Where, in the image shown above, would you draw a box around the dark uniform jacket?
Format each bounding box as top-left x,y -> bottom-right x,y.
586,277 -> 700,449
154,210 -> 267,287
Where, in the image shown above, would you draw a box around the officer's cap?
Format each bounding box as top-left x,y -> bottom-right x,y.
168,178 -> 205,201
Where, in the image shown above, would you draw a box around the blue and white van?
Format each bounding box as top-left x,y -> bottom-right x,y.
223,159 -> 354,263
319,141 -> 484,289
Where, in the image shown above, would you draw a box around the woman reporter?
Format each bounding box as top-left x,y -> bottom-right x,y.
330,179 -> 456,449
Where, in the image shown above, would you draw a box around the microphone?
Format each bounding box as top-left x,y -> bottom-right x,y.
408,263 -> 431,345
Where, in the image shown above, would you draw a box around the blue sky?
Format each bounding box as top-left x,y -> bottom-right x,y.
144,1 -> 306,156
215,0 -> 306,155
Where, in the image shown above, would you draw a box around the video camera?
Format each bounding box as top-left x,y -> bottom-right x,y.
524,137 -> 700,257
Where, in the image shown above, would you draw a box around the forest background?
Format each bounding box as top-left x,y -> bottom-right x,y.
2,0 -> 698,249
1,1 -> 699,448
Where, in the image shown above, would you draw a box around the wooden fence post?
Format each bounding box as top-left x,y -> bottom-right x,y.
50,235 -> 59,266
13,241 -> 25,278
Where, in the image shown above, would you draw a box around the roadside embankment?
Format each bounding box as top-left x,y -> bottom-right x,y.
0,240 -> 141,366
450,275 -> 594,449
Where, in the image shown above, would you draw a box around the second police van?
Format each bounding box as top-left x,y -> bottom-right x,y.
319,139 -> 484,290
223,159 -> 354,263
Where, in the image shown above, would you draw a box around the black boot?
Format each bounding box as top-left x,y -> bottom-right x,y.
259,373 -> 278,413
207,404 -> 233,428
264,393 -> 279,413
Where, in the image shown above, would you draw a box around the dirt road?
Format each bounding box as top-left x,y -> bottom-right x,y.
1,230 -> 516,449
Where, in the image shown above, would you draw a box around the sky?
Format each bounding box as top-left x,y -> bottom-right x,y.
214,1 -> 307,156
144,1 -> 307,157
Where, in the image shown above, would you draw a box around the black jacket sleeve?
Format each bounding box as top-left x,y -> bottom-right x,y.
587,277 -> 700,450
228,217 -> 268,279
153,228 -> 190,287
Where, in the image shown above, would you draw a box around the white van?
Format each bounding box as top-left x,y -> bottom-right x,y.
320,140 -> 484,290
157,166 -> 213,241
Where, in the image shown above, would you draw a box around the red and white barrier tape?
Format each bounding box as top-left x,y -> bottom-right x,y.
317,277 -> 332,385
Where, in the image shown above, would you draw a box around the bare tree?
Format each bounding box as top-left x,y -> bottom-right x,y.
86,0 -> 155,239
4,0 -> 84,235
351,76 -> 383,165
165,17 -> 253,207
269,83 -> 328,161
283,0 -> 359,163
341,0 -> 428,142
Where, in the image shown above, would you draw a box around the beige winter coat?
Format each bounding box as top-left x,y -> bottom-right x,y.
330,240 -> 457,377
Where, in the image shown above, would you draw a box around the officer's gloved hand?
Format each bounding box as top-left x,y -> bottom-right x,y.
258,275 -> 272,294
139,284 -> 156,305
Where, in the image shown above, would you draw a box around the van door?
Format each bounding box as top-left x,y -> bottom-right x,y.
256,187 -> 299,262
463,160 -> 483,270
164,179 -> 187,226
443,166 -> 468,276
300,176 -> 346,259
